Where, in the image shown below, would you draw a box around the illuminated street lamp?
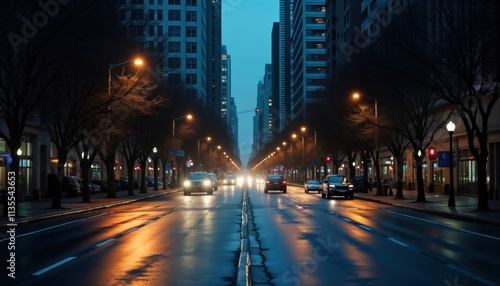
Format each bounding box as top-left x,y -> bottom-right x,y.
106,58 -> 143,194
197,137 -> 211,170
446,121 -> 456,207
293,133 -> 305,182
353,92 -> 378,185
171,114 -> 193,188
301,126 -> 318,179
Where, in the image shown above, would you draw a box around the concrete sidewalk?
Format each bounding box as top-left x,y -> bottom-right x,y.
354,189 -> 500,227
0,188 -> 178,228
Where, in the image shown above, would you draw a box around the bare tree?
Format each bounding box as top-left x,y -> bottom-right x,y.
376,0 -> 498,210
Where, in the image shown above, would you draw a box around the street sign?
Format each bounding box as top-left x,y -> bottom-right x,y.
169,156 -> 175,161
311,159 -> 317,166
438,151 -> 455,167
169,150 -> 175,156
175,150 -> 184,157
438,151 -> 449,167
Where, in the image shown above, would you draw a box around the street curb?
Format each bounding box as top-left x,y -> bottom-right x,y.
237,186 -> 251,286
355,194 -> 500,227
1,190 -> 179,228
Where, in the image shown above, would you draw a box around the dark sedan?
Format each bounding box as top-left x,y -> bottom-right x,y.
183,172 -> 214,196
322,175 -> 354,199
264,174 -> 287,193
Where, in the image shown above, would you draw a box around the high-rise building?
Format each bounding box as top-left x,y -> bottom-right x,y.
251,64 -> 273,159
118,0 -> 222,115
290,0 -> 327,122
279,0 -> 293,130
221,45 -> 239,156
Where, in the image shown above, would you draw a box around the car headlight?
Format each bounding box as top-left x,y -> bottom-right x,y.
328,184 -> 336,190
183,181 -> 191,187
203,179 -> 211,186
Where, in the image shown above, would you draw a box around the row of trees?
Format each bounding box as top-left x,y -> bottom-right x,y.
250,0 -> 499,211
0,1 -> 237,210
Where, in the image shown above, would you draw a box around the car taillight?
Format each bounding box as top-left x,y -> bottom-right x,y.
266,180 -> 271,184
281,180 -> 286,185
71,183 -> 78,188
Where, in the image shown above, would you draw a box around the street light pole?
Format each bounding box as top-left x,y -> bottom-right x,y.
353,93 -> 378,187
152,147 -> 158,191
293,134 -> 305,182
447,121 -> 456,207
106,58 -> 143,197
171,114 -> 192,188
301,127 -> 318,179
197,137 -> 211,170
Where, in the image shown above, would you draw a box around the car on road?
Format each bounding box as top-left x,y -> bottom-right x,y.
304,180 -> 322,193
183,172 -> 214,196
222,174 -> 236,185
322,174 -> 354,199
208,173 -> 218,191
91,180 -> 109,192
264,174 -> 287,193
61,176 -> 81,197
352,176 -> 368,192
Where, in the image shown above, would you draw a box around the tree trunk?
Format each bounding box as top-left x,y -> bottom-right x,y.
52,151 -> 69,209
127,164 -> 135,196
476,154 -> 490,211
105,144 -> 117,198
374,150 -> 383,196
140,166 -> 147,194
414,153 -> 427,202
162,158 -> 168,190
394,155 -> 405,199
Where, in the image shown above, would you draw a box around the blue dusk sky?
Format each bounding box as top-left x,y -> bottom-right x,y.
222,0 -> 279,167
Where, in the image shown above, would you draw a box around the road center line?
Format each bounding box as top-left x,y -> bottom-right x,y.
387,210 -> 500,241
32,257 -> 77,276
387,237 -> 408,247
95,239 -> 115,247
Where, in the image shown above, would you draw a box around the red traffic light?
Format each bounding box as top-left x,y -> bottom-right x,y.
326,156 -> 331,163
428,147 -> 437,160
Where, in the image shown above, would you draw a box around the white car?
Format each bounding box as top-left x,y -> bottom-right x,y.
304,180 -> 322,193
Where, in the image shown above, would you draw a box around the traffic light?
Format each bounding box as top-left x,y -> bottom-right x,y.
325,156 -> 331,163
428,147 -> 437,160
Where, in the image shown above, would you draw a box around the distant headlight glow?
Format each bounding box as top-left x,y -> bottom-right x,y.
184,181 -> 191,187
203,179 -> 211,186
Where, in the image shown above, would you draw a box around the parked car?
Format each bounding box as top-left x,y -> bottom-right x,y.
322,175 -> 354,199
352,176 -> 368,193
208,173 -> 218,191
264,174 -> 287,193
183,172 -> 214,196
222,174 -> 236,185
91,180 -> 109,192
61,176 -> 81,197
304,180 -> 322,193
89,182 -> 101,193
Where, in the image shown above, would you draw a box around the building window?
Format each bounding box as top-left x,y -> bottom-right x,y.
186,11 -> 197,21
168,26 -> 180,37
168,42 -> 180,52
186,42 -> 197,53
168,73 -> 181,84
168,10 -> 181,21
186,0 -> 197,6
186,26 -> 197,37
131,9 -> 144,21
186,73 -> 197,84
168,57 -> 181,69
186,58 -> 197,69
149,9 -> 155,21
169,0 -> 180,4
156,41 -> 163,52
131,0 -> 144,4
157,25 -> 163,36
157,9 -> 163,20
